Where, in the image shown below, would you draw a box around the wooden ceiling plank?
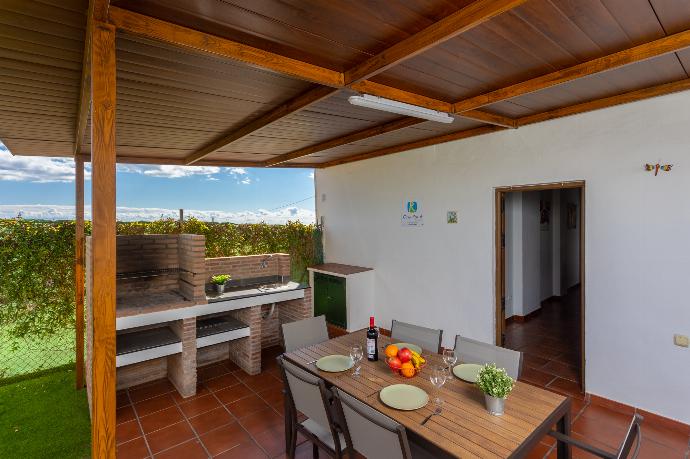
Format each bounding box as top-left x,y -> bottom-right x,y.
454,27 -> 690,112
108,6 -> 343,87
265,117 -> 425,166
322,125 -> 506,168
343,0 -> 530,85
74,1 -> 111,156
517,77 -> 690,126
184,85 -> 337,164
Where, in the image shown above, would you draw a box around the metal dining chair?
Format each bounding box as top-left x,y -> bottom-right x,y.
332,387 -> 436,459
277,356 -> 346,459
282,315 -> 329,352
454,335 -> 523,379
390,320 -> 443,354
549,413 -> 643,459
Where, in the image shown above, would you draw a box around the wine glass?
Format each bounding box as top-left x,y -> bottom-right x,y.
350,344 -> 363,377
443,349 -> 457,372
429,365 -> 448,407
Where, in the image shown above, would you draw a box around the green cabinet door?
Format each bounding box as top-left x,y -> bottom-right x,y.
313,272 -> 347,328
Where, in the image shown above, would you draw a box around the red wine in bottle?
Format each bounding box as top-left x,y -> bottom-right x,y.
367,316 -> 379,361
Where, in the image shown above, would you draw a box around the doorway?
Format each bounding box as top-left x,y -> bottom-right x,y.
495,181 -> 585,394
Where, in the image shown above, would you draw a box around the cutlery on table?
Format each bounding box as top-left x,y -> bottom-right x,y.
421,407 -> 442,425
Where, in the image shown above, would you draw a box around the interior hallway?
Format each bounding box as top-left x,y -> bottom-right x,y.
506,287 -> 582,399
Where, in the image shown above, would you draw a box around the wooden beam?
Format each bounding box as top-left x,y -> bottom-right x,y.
454,28 -> 690,112
184,85 -> 337,165
75,154 -> 316,168
92,0 -> 110,23
517,78 -> 690,126
265,117 -> 425,166
322,125 -> 505,167
108,6 -> 343,87
343,0 -> 529,84
75,157 -> 85,390
90,21 -> 117,459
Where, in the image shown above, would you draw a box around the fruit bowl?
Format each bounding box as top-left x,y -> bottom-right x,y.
384,345 -> 426,378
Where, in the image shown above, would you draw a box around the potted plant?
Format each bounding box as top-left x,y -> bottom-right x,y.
210,274 -> 231,294
475,363 -> 514,416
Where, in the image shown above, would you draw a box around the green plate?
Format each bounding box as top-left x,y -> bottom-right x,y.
453,363 -> 483,383
315,355 -> 353,372
380,384 -> 429,411
392,342 -> 423,355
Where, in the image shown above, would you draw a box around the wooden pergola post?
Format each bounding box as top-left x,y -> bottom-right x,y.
90,21 -> 117,459
75,157 -> 85,389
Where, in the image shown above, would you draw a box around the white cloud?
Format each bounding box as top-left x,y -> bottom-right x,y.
0,204 -> 315,224
117,164 -> 221,179
0,144 -> 90,183
308,172 -> 314,179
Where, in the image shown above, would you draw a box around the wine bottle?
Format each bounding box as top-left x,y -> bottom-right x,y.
367,316 -> 379,361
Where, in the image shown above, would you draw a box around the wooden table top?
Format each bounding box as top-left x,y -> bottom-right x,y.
284,330 -> 570,459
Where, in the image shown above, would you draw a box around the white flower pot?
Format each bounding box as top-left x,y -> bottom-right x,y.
484,394 -> 506,416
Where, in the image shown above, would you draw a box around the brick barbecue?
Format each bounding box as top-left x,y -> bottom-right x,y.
85,234 -> 312,412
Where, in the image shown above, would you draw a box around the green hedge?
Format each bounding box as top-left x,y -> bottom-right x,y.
0,218 -> 322,342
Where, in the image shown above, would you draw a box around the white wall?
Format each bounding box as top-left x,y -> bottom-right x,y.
316,90 -> 690,424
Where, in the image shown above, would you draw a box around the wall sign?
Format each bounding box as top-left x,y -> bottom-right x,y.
402,200 -> 423,226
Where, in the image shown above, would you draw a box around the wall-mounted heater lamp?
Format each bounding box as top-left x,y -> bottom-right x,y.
348,94 -> 455,124
645,163 -> 673,176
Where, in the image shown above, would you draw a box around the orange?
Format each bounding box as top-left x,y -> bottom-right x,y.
400,362 -> 416,378
384,344 -> 399,359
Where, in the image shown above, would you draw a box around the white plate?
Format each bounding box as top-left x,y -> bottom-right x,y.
379,384 -> 429,411
453,363 -> 483,383
315,355 -> 354,372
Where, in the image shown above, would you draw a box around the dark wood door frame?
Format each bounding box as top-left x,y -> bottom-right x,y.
495,180 -> 586,389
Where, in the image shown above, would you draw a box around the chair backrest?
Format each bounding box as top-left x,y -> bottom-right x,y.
277,356 -> 332,428
390,320 -> 443,354
616,414 -> 643,459
454,335 -> 523,379
333,387 -> 411,459
282,315 -> 329,352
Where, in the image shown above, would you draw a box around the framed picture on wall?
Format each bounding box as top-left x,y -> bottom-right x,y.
567,203 -> 577,229
540,200 -> 550,231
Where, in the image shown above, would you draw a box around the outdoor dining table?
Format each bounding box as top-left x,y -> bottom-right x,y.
284,329 -> 572,459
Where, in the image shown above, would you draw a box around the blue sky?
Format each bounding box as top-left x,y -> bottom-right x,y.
0,142 -> 316,223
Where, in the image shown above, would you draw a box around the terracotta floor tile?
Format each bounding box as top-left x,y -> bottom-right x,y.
226,394 -> 270,418
253,425 -> 286,457
237,373 -> 283,392
256,386 -> 284,406
270,401 -> 286,417
117,405 -> 136,425
171,384 -> 210,403
215,383 -> 254,405
572,415 -> 628,450
525,441 -> 554,459
540,360 -> 580,382
205,373 -> 241,392
546,378 -> 584,400
200,422 -> 252,456
636,435 -> 689,459
139,406 -> 185,435
146,420 -> 195,454
640,422 -> 690,453
189,406 -> 235,435
116,437 -> 150,459
153,439 -> 208,459
569,433 -> 617,459
520,367 -> 557,387
570,398 -> 588,420
134,393 -> 176,417
129,379 -> 176,403
198,363 -> 232,381
523,354 -> 550,370
178,393 -> 222,418
239,407 -> 283,436
117,419 -> 143,445
117,391 -> 131,408
214,440 -> 269,459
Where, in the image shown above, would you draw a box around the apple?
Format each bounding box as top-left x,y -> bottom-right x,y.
387,356 -> 402,371
398,347 -> 412,363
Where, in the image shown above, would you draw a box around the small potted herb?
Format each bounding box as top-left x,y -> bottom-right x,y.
476,363 -> 514,416
210,274 -> 231,294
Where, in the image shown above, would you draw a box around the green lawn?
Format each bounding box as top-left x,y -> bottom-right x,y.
0,328 -> 75,379
0,369 -> 90,459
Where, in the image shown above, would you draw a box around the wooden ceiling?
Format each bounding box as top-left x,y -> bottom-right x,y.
2,0 -> 690,168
